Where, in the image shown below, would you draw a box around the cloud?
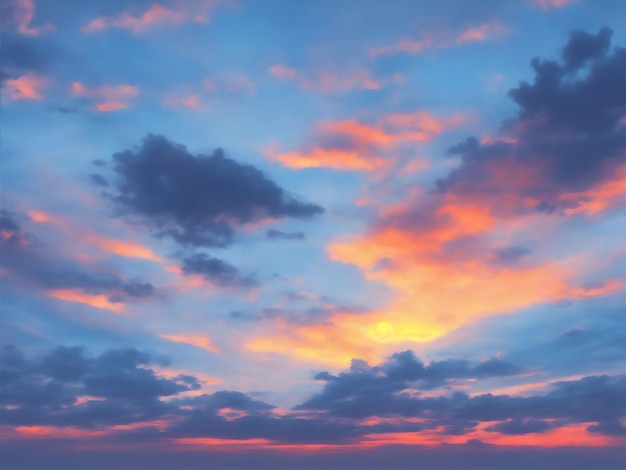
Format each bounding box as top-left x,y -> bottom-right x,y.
292,29 -> 625,361
1,0 -> 54,36
370,21 -> 510,57
3,71 -> 45,100
296,354 -> 625,440
268,64 -> 297,80
486,419 -> 553,435
2,345 -> 624,450
562,27 -> 612,71
265,113 -> 467,171
268,64 -> 385,93
266,229 -> 306,241
438,28 -> 625,215
0,345 -> 195,428
105,134 -> 323,248
297,351 -> 524,417
180,253 -> 257,288
0,211 -> 158,310
159,334 -> 220,354
82,1 -> 227,34
70,82 -> 139,112
456,22 -> 510,44
532,0 -> 574,10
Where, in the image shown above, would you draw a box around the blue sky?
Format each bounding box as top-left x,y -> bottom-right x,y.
1,0 -> 625,468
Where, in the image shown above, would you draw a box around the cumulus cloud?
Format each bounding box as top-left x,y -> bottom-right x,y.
105,134 -> 323,248
2,345 -> 624,448
181,253 -> 256,288
439,28 -> 625,215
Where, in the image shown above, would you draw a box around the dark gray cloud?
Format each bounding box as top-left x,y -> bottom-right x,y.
106,134 -> 323,248
0,345 -> 193,428
298,353 -> 625,437
266,228 -> 306,241
228,303 -> 364,325
485,418 -> 553,435
438,28 -> 625,215
298,351 -> 525,419
562,27 -> 613,72
0,211 -> 157,304
2,345 -> 624,447
90,173 -> 109,187
492,246 -> 531,265
181,253 -> 256,288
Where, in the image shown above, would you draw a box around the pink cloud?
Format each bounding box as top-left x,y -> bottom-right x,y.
82,1 -> 227,34
370,21 -> 510,58
162,74 -> 256,110
532,0 -> 574,9
369,38 -> 433,58
2,0 -> 54,36
456,22 -> 510,44
163,93 -> 204,110
269,64 -> 297,80
160,334 -> 221,354
71,82 -> 139,112
4,72 -> 46,100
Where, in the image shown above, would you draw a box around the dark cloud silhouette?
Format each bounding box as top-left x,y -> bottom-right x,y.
438,28 -> 625,215
485,418 -> 553,435
0,34 -> 48,74
493,246 -> 531,265
107,134 -> 323,248
298,351 -> 525,418
447,136 -> 480,155
562,27 -> 613,71
181,253 -> 256,288
0,345 -> 194,428
0,211 -> 157,304
90,173 -> 109,187
266,228 -> 306,240
1,345 -> 624,446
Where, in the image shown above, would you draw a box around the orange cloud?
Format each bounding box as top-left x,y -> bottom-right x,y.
359,423 -> 620,448
82,1 -> 226,34
248,188 -> 622,366
27,210 -> 52,223
49,289 -> 124,313
71,82 -> 139,112
4,0 -> 54,36
23,207 -> 164,264
86,235 -> 164,263
264,146 -> 388,171
560,174 -> 626,216
265,112 -> 467,172
160,334 -> 221,354
4,72 -> 46,100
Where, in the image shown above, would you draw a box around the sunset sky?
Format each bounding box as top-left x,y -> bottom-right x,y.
1,0 -> 625,468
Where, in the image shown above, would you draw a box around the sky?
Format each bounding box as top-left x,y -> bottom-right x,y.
0,0 -> 625,468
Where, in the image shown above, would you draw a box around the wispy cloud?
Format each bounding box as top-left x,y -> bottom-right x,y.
370,21 -> 511,57
70,81 -> 139,111
82,1 -> 229,34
